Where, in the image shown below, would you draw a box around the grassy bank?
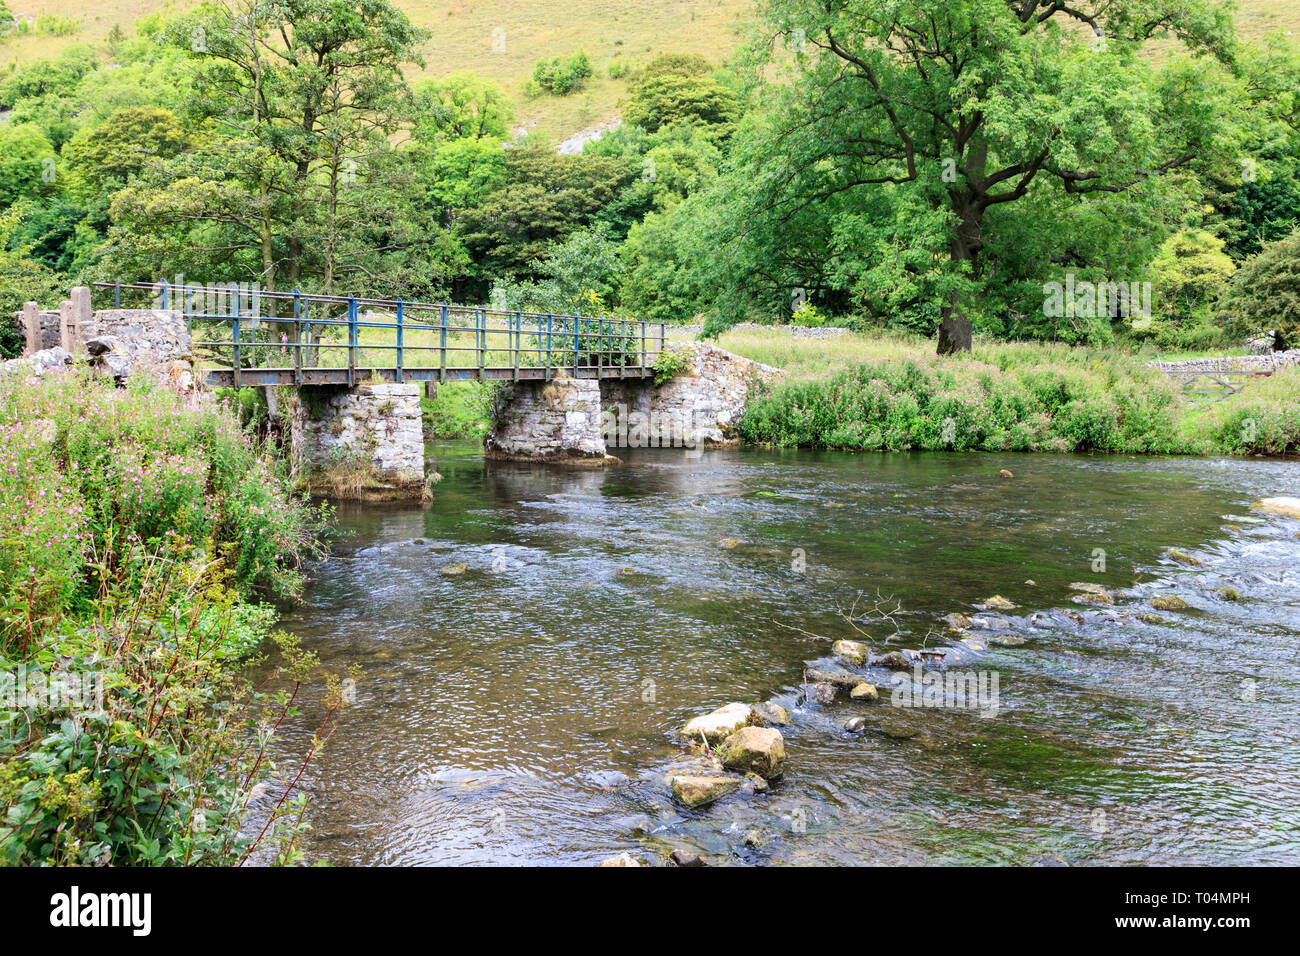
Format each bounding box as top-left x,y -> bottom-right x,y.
720,329 -> 1300,456
0,367 -> 344,865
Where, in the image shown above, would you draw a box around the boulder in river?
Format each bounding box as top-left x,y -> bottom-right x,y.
805,664 -> 871,689
832,639 -> 868,667
1072,591 -> 1115,606
597,852 -> 642,867
844,716 -> 867,732
981,595 -> 1019,611
1252,497 -> 1300,518
1138,613 -> 1170,625
1150,595 -> 1191,611
805,681 -> 838,705
718,726 -> 786,779
681,702 -> 761,744
869,650 -> 911,671
440,563 -> 469,576
850,682 -> 879,702
943,613 -> 972,632
670,849 -> 705,867
989,633 -> 1027,647
670,774 -> 742,809
1163,548 -> 1203,567
757,701 -> 791,726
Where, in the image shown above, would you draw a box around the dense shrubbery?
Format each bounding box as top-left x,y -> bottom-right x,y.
527,50 -> 594,96
0,369 -> 342,865
739,358 -> 1300,456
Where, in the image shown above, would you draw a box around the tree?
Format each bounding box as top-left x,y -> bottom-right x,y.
0,124 -> 56,207
624,73 -> 740,139
412,72 -> 514,142
1217,229 -> 1300,350
62,107 -> 190,201
0,205 -> 64,359
738,0 -> 1239,352
491,224 -> 624,314
1149,229 -> 1235,323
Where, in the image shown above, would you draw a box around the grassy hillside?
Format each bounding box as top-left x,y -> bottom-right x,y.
1,0 -> 1296,140
0,0 -> 756,139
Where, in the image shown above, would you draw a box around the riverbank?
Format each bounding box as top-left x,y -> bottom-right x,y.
718,330 -> 1300,455
0,366 -> 342,865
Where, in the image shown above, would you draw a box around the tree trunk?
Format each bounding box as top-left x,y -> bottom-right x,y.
936,197 -> 983,355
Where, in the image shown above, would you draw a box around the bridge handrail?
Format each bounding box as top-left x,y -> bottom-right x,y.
90,281 -> 666,387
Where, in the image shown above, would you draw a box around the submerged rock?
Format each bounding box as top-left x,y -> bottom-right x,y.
990,633 -> 1027,647
1163,548 -> 1203,567
718,537 -> 740,550
832,639 -> 868,667
1072,591 -> 1115,606
1069,582 -> 1110,595
1216,587 -> 1243,602
981,595 -> 1019,611
999,469 -> 1014,478
670,774 -> 742,809
670,849 -> 705,867
1252,497 -> 1300,518
597,852 -> 642,867
844,716 -> 867,733
1138,613 -> 1170,625
757,701 -> 792,726
1150,595 -> 1191,612
440,563 -> 469,576
718,726 -> 786,779
681,703 -> 761,744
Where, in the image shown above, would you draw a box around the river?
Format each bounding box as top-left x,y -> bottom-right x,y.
267,442 -> 1300,865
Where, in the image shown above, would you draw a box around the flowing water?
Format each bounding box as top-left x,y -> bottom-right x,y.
267,442 -> 1300,865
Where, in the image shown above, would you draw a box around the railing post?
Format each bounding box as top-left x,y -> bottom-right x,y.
545,312 -> 552,376
158,278 -> 170,311
439,303 -> 447,383
477,308 -> 485,380
395,297 -> 404,383
114,281 -> 121,309
347,295 -> 358,387
293,290 -> 303,383
573,315 -> 580,377
513,311 -> 520,380
232,289 -> 242,389
641,319 -> 647,374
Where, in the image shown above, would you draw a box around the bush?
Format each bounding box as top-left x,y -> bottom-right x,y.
1218,228 -> 1300,350
1149,229 -> 1236,325
530,49 -> 594,96
0,368 -> 345,865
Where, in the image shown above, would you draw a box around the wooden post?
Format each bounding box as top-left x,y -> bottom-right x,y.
70,286 -> 91,351
22,302 -> 41,354
58,299 -> 74,352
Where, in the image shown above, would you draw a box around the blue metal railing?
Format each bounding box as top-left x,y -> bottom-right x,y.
93,282 -> 664,386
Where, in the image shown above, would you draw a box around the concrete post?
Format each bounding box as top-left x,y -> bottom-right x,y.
70,286 -> 92,349
58,299 -> 75,352
22,302 -> 40,354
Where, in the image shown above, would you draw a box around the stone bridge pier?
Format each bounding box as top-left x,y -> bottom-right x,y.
486,343 -> 781,463
282,383 -> 428,499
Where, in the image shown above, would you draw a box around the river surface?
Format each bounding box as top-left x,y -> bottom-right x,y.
268,443 -> 1300,865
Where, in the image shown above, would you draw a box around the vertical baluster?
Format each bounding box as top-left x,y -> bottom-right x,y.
546,312 -> 552,376
439,303 -> 448,382
396,297 -> 404,383
640,319 -> 647,375
232,288 -> 241,389
477,308 -> 485,380
348,295 -> 358,386
114,281 -> 121,309
293,290 -> 302,382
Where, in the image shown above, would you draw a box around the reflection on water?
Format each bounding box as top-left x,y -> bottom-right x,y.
268,443 -> 1300,865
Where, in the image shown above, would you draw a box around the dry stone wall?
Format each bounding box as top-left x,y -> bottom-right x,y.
485,373 -> 608,462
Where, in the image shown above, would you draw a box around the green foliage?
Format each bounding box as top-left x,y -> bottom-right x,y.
491,224 -> 624,315
0,123 -> 55,207
1217,228 -> 1300,348
624,73 -> 740,139
0,205 -> 63,358
529,49 -> 594,96
0,369 -> 344,866
652,345 -> 691,385
412,72 -> 514,142
1149,229 -> 1236,324
422,381 -> 497,439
